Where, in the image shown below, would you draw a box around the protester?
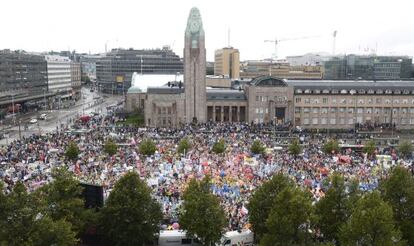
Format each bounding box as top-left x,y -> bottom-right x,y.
0,112 -> 412,231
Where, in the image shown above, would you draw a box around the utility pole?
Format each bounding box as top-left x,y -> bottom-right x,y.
18,120 -> 21,140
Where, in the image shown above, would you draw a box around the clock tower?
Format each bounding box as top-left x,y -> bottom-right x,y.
184,7 -> 207,123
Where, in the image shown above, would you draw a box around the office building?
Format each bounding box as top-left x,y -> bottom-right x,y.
0,50 -> 50,111
71,62 -> 82,100
45,55 -> 72,107
214,47 -> 240,79
96,47 -> 183,94
323,55 -> 412,80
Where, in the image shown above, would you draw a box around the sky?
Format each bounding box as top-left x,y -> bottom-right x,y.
1,0 -> 414,61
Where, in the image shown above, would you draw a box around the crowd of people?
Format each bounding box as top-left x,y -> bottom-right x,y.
0,111 -> 413,231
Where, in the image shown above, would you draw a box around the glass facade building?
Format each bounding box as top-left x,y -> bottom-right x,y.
96,47 -> 183,94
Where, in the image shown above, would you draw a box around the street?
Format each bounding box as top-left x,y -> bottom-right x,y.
0,87 -> 123,145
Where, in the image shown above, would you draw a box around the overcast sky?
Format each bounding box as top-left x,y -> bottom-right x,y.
1,0 -> 413,61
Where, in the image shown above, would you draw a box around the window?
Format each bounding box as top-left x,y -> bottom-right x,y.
265,108 -> 268,114
348,118 -> 354,124
313,108 -> 319,113
376,98 -> 381,104
256,96 -> 259,101
368,98 -> 373,104
303,107 -> 310,113
295,97 -> 301,103
341,99 -> 346,104
410,118 -> 414,125
348,99 -> 354,104
357,108 -> 363,114
313,99 -> 319,104
393,108 -> 398,114
366,108 -> 372,114
332,98 -> 337,104
330,118 -> 336,124
339,117 -> 345,124
312,118 -> 318,125
358,99 -> 364,104
385,99 -> 391,104
260,108 -> 264,114
410,108 -> 414,114
255,108 -> 259,114
402,108 -> 407,114
295,107 -> 301,113
304,118 -> 310,125
403,99 -> 408,104
330,107 -> 337,113
305,98 -> 310,104
323,98 -> 328,104
321,107 -> 328,114
321,118 -> 327,125
348,108 -> 354,113
339,107 -> 346,113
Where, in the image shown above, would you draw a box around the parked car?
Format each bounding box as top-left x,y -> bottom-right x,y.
39,113 -> 47,120
29,118 -> 38,124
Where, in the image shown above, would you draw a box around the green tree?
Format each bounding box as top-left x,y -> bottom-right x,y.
98,172 -> 162,245
315,174 -> 351,243
65,141 -> 80,161
380,166 -> 414,244
288,139 -> 302,156
323,139 -> 340,154
248,173 -> 293,241
177,137 -> 192,154
139,138 -> 157,156
29,216 -> 78,246
37,168 -> 87,235
251,140 -> 266,155
362,140 -> 376,156
212,138 -> 226,154
104,138 -> 118,156
179,176 -> 226,246
398,141 -> 413,158
0,182 -> 78,245
339,191 -> 404,246
260,186 -> 314,246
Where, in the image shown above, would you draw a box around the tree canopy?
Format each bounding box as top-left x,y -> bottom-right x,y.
288,139 -> 302,156
380,166 -> 414,244
398,141 -> 413,158
251,139 -> 266,155
98,172 -> 162,245
248,173 -> 293,241
339,191 -> 404,246
65,141 -> 80,161
104,138 -> 118,156
315,174 -> 352,243
260,186 -> 314,246
323,139 -> 340,154
177,137 -> 192,154
139,138 -> 157,156
362,140 -> 376,156
179,176 -> 226,246
212,138 -> 226,154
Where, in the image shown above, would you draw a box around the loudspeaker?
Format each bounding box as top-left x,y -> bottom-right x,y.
80,183 -> 104,209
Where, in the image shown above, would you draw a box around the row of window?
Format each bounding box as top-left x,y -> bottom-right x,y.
301,117 -> 414,125
296,88 -> 414,95
256,95 -> 288,102
296,97 -> 414,105
296,107 -> 414,114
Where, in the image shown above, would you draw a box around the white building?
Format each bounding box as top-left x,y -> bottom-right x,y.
286,52 -> 333,66
45,55 -> 72,98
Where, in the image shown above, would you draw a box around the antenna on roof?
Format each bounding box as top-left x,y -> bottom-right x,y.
227,28 -> 231,47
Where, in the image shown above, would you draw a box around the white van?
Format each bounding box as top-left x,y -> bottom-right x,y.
158,230 -> 254,246
158,230 -> 201,246
221,230 -> 254,246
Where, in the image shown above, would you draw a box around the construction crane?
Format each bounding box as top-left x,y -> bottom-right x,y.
264,35 -> 319,60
